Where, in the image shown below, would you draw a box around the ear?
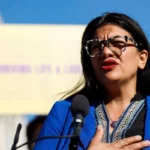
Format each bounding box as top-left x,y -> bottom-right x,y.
138,50 -> 148,69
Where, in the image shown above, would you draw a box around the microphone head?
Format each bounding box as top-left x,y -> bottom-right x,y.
71,94 -> 89,117
139,70 -> 150,95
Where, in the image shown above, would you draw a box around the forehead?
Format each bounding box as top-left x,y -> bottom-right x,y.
95,24 -> 132,39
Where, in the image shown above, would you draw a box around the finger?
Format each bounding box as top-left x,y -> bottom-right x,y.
92,125 -> 103,143
114,135 -> 142,148
125,140 -> 150,150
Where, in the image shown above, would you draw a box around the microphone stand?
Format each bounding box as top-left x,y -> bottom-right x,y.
16,135 -> 77,149
11,123 -> 77,150
69,113 -> 83,150
69,135 -> 79,150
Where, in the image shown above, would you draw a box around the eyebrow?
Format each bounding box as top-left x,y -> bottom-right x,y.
94,34 -> 124,40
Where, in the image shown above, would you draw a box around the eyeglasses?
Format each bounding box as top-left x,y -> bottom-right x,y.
84,35 -> 139,58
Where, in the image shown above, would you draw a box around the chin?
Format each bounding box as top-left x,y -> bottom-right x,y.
96,70 -> 122,83
98,74 -> 121,85
105,72 -> 121,80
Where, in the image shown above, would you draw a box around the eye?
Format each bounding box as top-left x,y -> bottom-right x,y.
91,41 -> 102,51
109,40 -> 126,49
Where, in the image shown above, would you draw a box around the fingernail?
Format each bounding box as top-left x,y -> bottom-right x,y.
147,141 -> 150,146
144,140 -> 150,146
97,125 -> 102,130
135,135 -> 142,140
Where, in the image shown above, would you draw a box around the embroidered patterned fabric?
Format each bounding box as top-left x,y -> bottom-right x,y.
95,93 -> 145,142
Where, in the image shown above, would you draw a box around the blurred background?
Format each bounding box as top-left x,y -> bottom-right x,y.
0,0 -> 150,149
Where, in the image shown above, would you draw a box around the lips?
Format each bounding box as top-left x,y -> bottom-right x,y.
101,59 -> 118,71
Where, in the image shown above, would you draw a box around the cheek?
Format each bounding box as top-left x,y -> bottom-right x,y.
121,50 -> 140,70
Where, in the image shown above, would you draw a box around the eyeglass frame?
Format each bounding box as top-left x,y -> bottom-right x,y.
84,35 -> 139,58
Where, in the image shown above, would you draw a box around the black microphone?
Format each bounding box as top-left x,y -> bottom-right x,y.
69,94 -> 90,150
11,123 -> 22,150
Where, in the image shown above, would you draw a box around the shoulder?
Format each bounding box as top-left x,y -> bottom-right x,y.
40,98 -> 73,136
46,98 -> 73,121
50,98 -> 72,112
53,98 -> 72,107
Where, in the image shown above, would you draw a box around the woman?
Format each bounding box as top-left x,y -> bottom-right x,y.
34,12 -> 150,150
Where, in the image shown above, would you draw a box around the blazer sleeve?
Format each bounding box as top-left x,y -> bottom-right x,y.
33,100 -> 71,150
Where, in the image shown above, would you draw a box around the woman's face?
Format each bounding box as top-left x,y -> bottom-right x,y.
90,24 -> 148,87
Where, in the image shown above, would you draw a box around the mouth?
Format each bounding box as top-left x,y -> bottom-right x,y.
101,59 -> 118,71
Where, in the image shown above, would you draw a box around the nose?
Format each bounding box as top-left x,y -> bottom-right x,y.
101,45 -> 115,58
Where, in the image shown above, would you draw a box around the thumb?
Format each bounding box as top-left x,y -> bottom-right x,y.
92,125 -> 103,143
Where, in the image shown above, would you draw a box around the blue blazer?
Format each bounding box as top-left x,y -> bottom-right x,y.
34,96 -> 150,150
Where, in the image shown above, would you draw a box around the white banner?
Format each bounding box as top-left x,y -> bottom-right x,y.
0,24 -> 85,114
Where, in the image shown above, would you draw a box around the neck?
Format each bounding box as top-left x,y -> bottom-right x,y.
104,78 -> 137,115
104,79 -> 137,105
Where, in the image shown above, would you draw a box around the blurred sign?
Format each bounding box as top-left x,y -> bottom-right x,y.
0,24 -> 85,114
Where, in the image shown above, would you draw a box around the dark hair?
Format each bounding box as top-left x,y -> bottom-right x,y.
81,12 -> 150,99
26,116 -> 46,150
